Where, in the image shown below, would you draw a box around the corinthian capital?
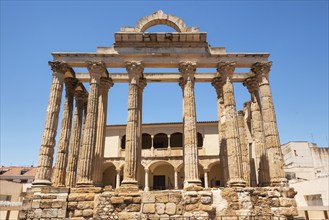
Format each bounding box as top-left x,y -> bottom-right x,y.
211,76 -> 224,99
251,61 -> 272,81
125,61 -> 144,84
217,62 -> 236,80
86,61 -> 107,77
139,77 -> 147,92
243,76 -> 259,94
100,77 -> 114,93
49,61 -> 70,74
178,61 -> 197,85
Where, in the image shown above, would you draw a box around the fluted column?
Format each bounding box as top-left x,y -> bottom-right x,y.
93,77 -> 113,186
218,62 -> 245,187
211,76 -> 228,186
252,62 -> 286,186
179,61 -> 201,189
76,62 -> 105,186
66,87 -> 88,187
52,77 -> 77,187
33,61 -> 68,185
243,76 -> 269,186
237,111 -> 250,186
121,61 -> 144,190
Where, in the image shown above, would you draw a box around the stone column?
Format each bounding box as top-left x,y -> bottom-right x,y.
52,77 -> 77,187
93,77 -> 113,186
121,61 -> 144,190
204,170 -> 209,189
217,62 -> 245,187
144,169 -> 149,191
179,61 -> 202,189
168,135 -> 171,149
76,62 -> 105,186
211,76 -> 228,186
237,110 -> 250,186
243,76 -> 269,186
66,87 -> 88,187
116,169 -> 121,189
33,61 -> 68,185
252,62 -> 287,186
174,169 -> 178,189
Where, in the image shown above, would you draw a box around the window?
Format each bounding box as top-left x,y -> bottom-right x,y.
153,133 -> 168,149
197,132 -> 203,147
170,132 -> 183,147
0,170 -> 8,175
304,194 -> 323,206
21,170 -> 29,175
142,133 -> 152,149
121,135 -> 126,149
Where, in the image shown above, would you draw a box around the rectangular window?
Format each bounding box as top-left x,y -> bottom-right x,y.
304,194 -> 323,206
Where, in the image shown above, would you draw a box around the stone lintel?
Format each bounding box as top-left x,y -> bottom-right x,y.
75,72 -> 254,83
52,52 -> 269,68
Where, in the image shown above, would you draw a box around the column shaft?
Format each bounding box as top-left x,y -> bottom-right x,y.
121,62 -> 144,190
252,62 -> 286,186
144,169 -> 149,191
174,170 -> 178,189
179,62 -> 201,189
66,87 -> 87,187
116,170 -> 121,189
218,62 -> 245,187
93,77 -> 113,186
33,61 -> 67,185
204,171 -> 209,189
76,62 -> 104,186
52,78 -> 77,187
237,111 -> 250,186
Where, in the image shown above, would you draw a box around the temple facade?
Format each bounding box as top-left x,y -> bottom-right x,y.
20,11 -> 298,220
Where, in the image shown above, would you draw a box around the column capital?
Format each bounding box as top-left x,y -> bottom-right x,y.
125,61 -> 144,84
86,61 -> 107,79
178,61 -> 197,85
48,61 -> 70,74
243,76 -> 259,94
251,61 -> 272,82
211,76 -> 224,99
217,61 -> 236,79
75,89 -> 88,104
100,77 -> 114,92
64,78 -> 78,95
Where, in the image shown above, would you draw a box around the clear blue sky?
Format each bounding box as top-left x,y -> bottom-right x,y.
1,1 -> 328,166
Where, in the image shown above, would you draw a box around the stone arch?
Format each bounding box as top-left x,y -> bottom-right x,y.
102,162 -> 117,187
208,161 -> 221,188
130,10 -> 199,33
148,160 -> 175,190
142,133 -> 152,149
170,132 -> 183,147
153,133 -> 168,148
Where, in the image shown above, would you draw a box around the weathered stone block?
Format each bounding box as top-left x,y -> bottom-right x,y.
68,193 -> 87,202
142,193 -> 155,203
155,194 -> 169,203
34,208 -> 42,218
77,201 -> 94,209
41,209 -> 58,218
58,209 -> 66,218
169,194 -> 182,203
126,204 -> 141,212
200,196 -> 212,204
40,200 -> 53,209
110,196 -> 124,204
82,208 -> 93,218
185,203 -> 199,211
52,200 -> 64,208
68,201 -> 78,210
200,204 -> 213,212
132,196 -> 141,203
31,200 -> 40,208
19,210 -> 27,219
118,211 -> 140,219
165,202 -> 176,215
269,198 -> 280,207
74,209 -> 83,217
279,198 -> 297,207
156,203 -> 165,214
27,209 -> 34,219
124,196 -> 133,203
159,214 -> 169,220
143,203 -> 155,214
176,204 -> 184,215
267,190 -> 281,198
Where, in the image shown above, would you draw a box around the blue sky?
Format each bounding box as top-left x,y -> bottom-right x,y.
1,1 -> 328,166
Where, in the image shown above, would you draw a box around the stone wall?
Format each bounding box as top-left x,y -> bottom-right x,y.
19,186 -> 297,220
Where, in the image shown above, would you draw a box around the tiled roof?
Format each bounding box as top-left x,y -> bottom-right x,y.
0,166 -> 37,177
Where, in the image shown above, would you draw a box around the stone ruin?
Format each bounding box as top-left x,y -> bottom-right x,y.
19,10 -> 298,220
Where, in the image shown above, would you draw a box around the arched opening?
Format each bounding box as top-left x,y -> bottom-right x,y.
209,162 -> 221,188
142,133 -> 152,149
121,135 -> 126,149
170,132 -> 183,147
197,132 -> 203,147
199,164 -> 205,187
102,163 -> 117,188
150,161 -> 175,190
153,133 -> 168,149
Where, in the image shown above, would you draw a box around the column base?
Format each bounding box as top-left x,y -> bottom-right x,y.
228,178 -> 246,187
118,180 -> 139,193
270,177 -> 288,187
32,179 -> 52,186
184,180 -> 203,191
